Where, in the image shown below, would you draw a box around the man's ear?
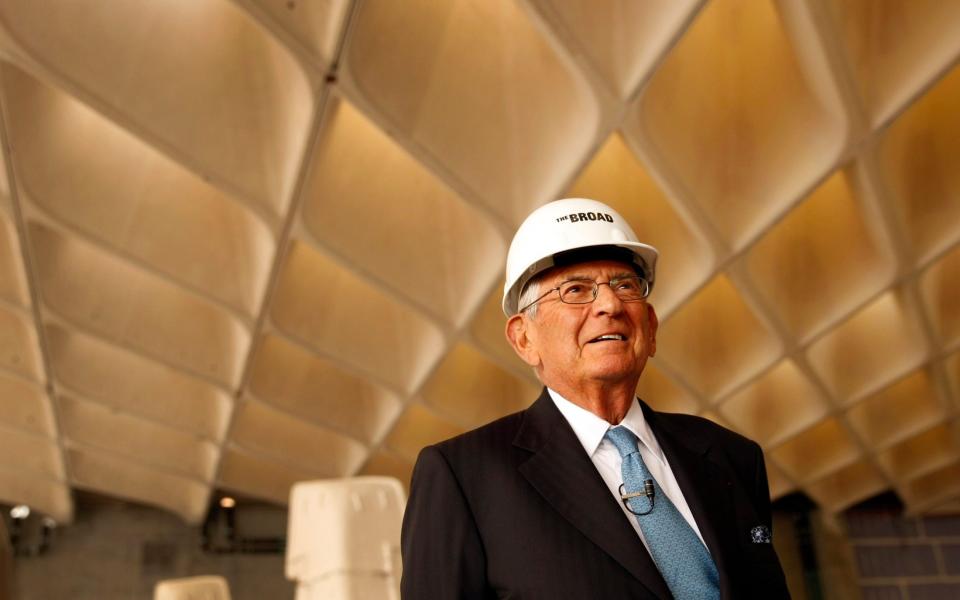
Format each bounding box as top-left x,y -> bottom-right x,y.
646,304 -> 658,358
505,314 -> 541,367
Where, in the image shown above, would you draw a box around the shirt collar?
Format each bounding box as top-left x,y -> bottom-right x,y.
548,388 -> 666,466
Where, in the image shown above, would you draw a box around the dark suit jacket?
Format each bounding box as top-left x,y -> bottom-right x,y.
401,388 -> 789,599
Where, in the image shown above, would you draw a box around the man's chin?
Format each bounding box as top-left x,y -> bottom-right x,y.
585,360 -> 642,383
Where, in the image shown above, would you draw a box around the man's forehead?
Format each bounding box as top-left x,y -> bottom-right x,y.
543,260 -> 638,283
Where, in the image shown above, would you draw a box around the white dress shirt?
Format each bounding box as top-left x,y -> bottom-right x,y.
548,388 -> 707,553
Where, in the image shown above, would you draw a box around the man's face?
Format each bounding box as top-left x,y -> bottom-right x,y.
506,260 -> 658,392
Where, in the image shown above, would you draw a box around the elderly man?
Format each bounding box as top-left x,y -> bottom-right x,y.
401,198 -> 789,599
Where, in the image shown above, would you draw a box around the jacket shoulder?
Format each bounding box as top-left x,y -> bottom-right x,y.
654,410 -> 761,454
432,409 -> 526,455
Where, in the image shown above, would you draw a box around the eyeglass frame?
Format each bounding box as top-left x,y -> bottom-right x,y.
518,275 -> 651,314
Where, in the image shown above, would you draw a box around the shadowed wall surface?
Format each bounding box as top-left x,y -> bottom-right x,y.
4,495 -> 292,600
848,505 -> 960,599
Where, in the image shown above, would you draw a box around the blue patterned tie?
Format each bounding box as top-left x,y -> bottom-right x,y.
605,426 -> 720,600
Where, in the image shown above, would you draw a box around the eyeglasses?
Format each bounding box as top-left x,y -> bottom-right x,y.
519,275 -> 650,313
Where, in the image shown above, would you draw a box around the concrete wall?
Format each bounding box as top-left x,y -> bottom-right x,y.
813,512 -> 863,600
846,509 -> 960,600
772,500 -> 960,600
8,496 -> 293,600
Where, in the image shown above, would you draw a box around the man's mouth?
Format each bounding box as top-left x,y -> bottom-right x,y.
587,334 -> 626,343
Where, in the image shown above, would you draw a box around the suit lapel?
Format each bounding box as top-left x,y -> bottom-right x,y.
643,403 -> 739,598
515,390 -> 672,600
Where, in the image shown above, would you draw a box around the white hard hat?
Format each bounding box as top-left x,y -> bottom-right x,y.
502,198 -> 658,315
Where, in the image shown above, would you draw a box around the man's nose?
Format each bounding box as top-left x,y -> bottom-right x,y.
591,282 -> 624,315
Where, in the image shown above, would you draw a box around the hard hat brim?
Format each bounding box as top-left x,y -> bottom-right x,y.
501,241 -> 658,316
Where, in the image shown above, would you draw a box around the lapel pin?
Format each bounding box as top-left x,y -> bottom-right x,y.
750,525 -> 772,544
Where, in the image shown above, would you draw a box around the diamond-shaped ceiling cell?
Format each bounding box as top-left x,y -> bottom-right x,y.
0,372 -> 54,437
930,499 -> 960,515
0,303 -> 42,382
805,460 -> 887,513
879,64 -> 960,262
636,364 -> 699,416
825,0 -> 960,126
718,360 -> 828,447
769,418 -> 860,484
901,461 -> 960,512
421,343 -> 539,430
535,0 -> 702,98
246,0 -> 351,67
656,275 -> 781,399
270,242 -> 444,393
44,325 -> 231,442
383,404 -> 464,464
301,98 -> 504,326
846,369 -> 946,450
359,450 -> 415,492
0,211 -> 28,307
0,427 -> 63,480
342,0 -> 598,223
247,334 -> 401,445
469,287 -> 530,375
1,64 -> 275,316
0,136 -> 9,204
877,422 -> 960,483
565,134 -> 713,315
29,223 -> 250,387
746,169 -> 893,342
57,395 -> 219,482
920,243 -> 960,349
217,448 -> 317,506
631,0 -> 846,248
67,446 -> 209,523
0,428 -> 68,534
807,291 -> 928,402
229,400 -> 366,478
0,0 -> 313,216
0,468 -> 71,523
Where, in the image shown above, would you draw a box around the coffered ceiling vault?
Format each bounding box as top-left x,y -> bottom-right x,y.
0,0 -> 958,525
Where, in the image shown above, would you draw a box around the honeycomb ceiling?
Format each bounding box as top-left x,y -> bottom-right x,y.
0,0 -> 958,526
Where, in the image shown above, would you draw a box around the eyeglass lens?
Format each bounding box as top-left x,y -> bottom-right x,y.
558,277 -> 649,304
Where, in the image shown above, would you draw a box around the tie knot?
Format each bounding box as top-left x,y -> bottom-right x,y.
605,426 -> 639,458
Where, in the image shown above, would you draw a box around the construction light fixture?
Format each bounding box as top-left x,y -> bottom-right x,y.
10,505 -> 30,519
219,496 -> 236,509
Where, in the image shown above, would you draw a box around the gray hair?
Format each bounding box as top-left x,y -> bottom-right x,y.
516,276 -> 543,319
514,276 -> 546,382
